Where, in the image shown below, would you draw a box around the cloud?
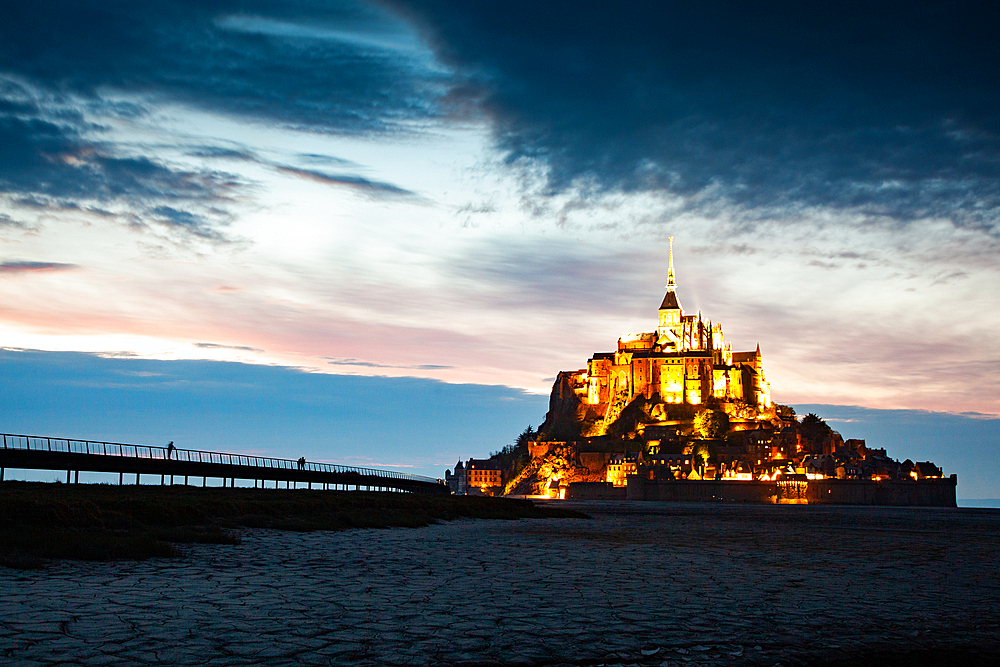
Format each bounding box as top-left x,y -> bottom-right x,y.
149,206 -> 228,240
0,212 -> 27,228
0,1 -> 451,240
326,357 -> 452,370
273,165 -> 418,199
295,153 -> 359,167
0,261 -> 78,274
393,1 -> 1000,228
195,342 -> 265,352
185,146 -> 258,161
0,100 -> 244,238
0,0 -> 446,136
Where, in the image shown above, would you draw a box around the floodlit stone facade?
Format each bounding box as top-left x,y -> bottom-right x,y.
549,238 -> 771,438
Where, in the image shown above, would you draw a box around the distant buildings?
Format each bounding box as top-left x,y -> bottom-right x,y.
445,458 -> 502,495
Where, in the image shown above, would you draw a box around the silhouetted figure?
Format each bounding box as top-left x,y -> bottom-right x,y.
298,457 -> 306,470
167,441 -> 175,460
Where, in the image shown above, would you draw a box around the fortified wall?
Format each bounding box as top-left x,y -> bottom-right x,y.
618,475 -> 957,506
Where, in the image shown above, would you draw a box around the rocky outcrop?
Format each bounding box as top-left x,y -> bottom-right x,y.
505,445 -> 607,496
537,371 -> 601,441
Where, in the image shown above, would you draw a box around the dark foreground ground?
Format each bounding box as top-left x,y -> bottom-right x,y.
0,482 -> 584,567
1,496 -> 998,667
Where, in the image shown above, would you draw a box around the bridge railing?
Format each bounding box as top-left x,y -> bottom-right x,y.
1,433 -> 441,484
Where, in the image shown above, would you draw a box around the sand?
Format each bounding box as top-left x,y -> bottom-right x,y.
1,501 -> 998,666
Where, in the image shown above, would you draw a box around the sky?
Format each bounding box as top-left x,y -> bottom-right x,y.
1,1 -> 998,497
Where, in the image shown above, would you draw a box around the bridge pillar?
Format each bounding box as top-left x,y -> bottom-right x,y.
136,473 -> 140,485
1,467 -> 4,482
119,472 -> 123,485
161,474 -> 165,485
75,470 -> 79,484
202,476 -> 206,487
308,482 -> 312,490
184,475 -> 188,485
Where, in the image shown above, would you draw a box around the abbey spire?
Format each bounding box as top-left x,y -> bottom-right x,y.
658,236 -> 684,342
666,235 -> 677,292
659,236 -> 682,313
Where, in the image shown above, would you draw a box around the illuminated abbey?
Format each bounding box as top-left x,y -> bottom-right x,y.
446,239 -> 953,505
554,238 -> 772,437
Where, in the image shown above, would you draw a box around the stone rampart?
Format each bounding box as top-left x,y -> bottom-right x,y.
626,475 -> 957,507
566,481 -> 627,500
806,476 -> 957,507
627,477 -> 778,503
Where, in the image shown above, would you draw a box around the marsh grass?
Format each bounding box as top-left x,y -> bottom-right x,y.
0,482 -> 586,567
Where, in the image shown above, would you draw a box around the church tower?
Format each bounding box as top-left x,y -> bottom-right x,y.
657,237 -> 683,347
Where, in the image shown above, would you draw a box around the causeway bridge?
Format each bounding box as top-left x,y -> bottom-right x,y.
0,433 -> 448,494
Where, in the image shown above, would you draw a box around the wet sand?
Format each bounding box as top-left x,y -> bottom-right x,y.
2,501 -> 998,666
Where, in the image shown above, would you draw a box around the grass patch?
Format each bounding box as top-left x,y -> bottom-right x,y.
0,482 -> 587,566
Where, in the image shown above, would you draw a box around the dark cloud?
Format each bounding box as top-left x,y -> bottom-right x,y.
186,146 -> 257,161
0,110 -> 242,233
392,1 -> 1000,227
149,206 -> 227,240
0,0 -> 444,135
0,0 -> 445,237
274,165 -> 417,198
0,212 -> 26,227
0,261 -> 78,274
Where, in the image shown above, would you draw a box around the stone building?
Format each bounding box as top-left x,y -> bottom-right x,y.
445,458 -> 503,496
542,238 -> 773,439
606,453 -> 640,487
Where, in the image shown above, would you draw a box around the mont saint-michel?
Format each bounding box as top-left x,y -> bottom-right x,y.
447,240 -> 956,507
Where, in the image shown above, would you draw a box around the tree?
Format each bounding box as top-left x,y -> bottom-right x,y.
690,439 -> 717,472
776,404 -> 797,419
514,426 -> 536,448
491,426 -> 536,481
799,413 -> 832,444
693,409 -> 730,439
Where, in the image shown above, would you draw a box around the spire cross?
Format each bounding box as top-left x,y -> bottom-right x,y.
666,236 -> 676,292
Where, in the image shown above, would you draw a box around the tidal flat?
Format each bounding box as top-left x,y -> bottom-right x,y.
0,482 -> 585,566
1,499 -> 998,666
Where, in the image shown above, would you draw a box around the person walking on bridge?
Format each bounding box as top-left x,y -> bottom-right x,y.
297,456 -> 306,470
167,441 -> 175,460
